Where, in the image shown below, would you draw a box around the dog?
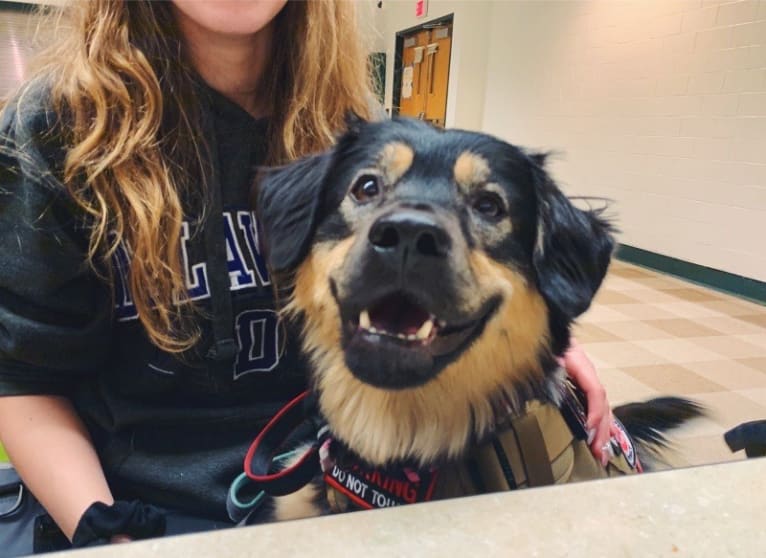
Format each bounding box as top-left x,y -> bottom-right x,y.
250,117 -> 703,520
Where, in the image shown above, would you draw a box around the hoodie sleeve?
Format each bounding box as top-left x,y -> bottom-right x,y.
0,85 -> 112,396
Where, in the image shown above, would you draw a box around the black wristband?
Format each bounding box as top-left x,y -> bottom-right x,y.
71,500 -> 166,548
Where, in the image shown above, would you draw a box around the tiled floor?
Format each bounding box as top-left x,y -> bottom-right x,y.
575,260 -> 766,467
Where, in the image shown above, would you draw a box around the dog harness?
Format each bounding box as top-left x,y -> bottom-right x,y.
237,383 -> 641,516
315,401 -> 641,514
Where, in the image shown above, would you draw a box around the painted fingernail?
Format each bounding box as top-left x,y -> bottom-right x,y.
601,453 -> 609,467
587,428 -> 596,445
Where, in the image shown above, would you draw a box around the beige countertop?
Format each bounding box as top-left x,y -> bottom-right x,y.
57,458 -> 764,558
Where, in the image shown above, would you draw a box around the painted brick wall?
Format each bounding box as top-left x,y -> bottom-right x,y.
0,8 -> 37,99
481,0 -> 766,282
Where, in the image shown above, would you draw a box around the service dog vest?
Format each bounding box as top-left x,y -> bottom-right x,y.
240,388 -> 641,517
322,400 -> 640,513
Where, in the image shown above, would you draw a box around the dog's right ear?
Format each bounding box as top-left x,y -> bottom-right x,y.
253,151 -> 333,274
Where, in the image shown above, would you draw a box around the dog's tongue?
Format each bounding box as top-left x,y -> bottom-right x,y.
369,293 -> 430,335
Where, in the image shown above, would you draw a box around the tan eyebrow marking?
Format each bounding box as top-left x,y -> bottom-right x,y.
454,151 -> 491,191
378,141 -> 414,184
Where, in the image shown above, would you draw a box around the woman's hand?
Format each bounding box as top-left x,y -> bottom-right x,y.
560,338 -> 618,466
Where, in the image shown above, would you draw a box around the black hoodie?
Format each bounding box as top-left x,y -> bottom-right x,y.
0,81 -> 309,520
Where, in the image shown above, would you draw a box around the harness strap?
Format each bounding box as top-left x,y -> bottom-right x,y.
510,412 -> 556,487
490,437 -> 518,490
243,391 -> 324,496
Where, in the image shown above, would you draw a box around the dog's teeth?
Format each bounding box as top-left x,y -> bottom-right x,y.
397,333 -> 407,340
406,334 -> 417,341
415,319 -> 434,340
437,320 -> 447,328
369,326 -> 379,334
359,310 -> 371,330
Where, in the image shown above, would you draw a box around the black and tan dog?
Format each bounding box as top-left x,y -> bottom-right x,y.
252,117 -> 702,520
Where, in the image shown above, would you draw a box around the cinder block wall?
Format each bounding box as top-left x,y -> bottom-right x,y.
482,0 -> 766,282
0,8 -> 37,99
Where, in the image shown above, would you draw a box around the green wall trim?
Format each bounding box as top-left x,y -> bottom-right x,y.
616,244 -> 766,305
0,1 -> 36,12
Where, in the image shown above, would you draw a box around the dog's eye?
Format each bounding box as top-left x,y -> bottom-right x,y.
350,174 -> 382,204
472,193 -> 505,218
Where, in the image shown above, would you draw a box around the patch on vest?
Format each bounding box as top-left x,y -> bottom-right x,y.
324,462 -> 439,510
610,417 -> 638,469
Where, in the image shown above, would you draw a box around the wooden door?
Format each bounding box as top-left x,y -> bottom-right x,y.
424,26 -> 452,126
397,24 -> 452,127
398,30 -> 429,119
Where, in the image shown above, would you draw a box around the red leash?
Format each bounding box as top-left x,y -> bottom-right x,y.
243,391 -> 326,496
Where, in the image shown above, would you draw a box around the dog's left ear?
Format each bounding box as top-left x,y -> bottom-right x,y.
254,151 -> 333,274
531,158 -> 614,323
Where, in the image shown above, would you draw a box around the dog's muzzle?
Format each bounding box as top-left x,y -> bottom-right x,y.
332,204 -> 500,389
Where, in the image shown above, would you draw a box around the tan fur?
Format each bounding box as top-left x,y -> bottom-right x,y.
378,142 -> 414,185
271,443 -> 324,521
454,152 -> 491,191
284,238 -> 355,349
289,242 -> 551,467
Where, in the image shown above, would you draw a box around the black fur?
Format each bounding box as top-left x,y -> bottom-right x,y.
614,397 -> 705,464
530,162 -> 615,354
255,152 -> 332,273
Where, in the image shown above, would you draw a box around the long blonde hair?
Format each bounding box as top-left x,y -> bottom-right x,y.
16,0 -> 375,352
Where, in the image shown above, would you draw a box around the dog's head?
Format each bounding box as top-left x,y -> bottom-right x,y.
256,118 -> 613,466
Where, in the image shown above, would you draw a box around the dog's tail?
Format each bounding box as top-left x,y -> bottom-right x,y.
613,397 -> 705,470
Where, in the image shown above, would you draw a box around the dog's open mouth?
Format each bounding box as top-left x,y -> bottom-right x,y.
352,292 -> 487,356
358,292 -> 440,344
340,290 -> 501,389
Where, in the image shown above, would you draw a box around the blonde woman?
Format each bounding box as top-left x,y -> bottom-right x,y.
0,1 -> 615,553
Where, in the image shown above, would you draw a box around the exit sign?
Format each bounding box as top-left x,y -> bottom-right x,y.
416,0 -> 428,18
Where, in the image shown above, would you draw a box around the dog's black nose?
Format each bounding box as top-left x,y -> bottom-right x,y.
368,209 -> 451,258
